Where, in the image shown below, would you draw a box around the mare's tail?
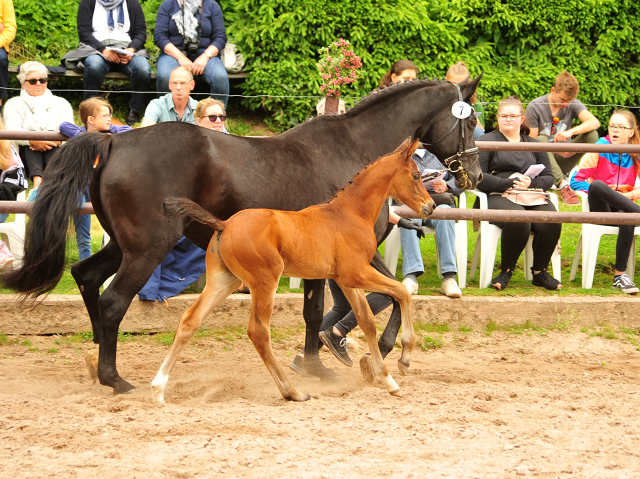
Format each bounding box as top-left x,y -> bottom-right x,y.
1,133 -> 113,298
162,197 -> 225,232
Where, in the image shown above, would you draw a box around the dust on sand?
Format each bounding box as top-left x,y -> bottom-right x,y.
1,326 -> 640,478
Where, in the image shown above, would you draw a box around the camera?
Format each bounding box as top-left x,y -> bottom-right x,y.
184,41 -> 200,58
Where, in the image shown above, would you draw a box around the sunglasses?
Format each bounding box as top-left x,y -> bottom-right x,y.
25,78 -> 48,85
205,114 -> 227,122
549,116 -> 560,135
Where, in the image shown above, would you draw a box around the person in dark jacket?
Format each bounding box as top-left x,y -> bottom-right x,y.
76,0 -> 152,125
154,0 -> 229,106
477,96 -> 562,291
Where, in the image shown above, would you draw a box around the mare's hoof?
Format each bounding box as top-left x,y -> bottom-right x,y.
290,353 -> 338,380
111,379 -> 137,395
359,354 -> 375,384
85,349 -> 99,384
397,360 -> 410,376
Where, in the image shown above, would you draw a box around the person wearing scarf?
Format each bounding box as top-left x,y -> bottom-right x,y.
3,61 -> 73,188
76,0 -> 151,125
154,0 -> 229,106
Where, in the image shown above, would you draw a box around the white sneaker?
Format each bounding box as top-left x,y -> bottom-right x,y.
402,277 -> 418,295
441,278 -> 462,298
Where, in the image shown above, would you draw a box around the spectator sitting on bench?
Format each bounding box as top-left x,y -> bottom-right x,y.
0,0 -> 16,107
62,0 -> 152,126
3,61 -> 73,188
140,66 -> 198,126
0,114 -> 27,269
524,71 -> 600,205
154,0 -> 229,107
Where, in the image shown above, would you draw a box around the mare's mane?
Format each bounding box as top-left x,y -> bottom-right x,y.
283,77 -> 448,133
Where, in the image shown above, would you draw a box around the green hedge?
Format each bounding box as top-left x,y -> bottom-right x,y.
12,0 -> 640,129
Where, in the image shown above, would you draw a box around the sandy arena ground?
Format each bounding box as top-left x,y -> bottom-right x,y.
1,325 -> 640,478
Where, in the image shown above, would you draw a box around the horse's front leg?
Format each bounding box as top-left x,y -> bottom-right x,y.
301,279 -> 335,378
336,284 -> 400,396
369,252 -> 403,358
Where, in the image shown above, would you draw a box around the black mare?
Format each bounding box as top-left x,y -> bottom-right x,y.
2,76 -> 482,394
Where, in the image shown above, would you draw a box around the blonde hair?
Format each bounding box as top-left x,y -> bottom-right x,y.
170,66 -> 194,82
611,109 -> 639,165
446,61 -> 477,104
194,98 -> 225,120
0,116 -> 12,171
554,71 -> 580,99
79,97 -> 113,127
497,96 -> 530,136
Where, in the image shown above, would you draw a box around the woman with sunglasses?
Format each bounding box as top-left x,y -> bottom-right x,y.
569,109 -> 640,294
3,61 -> 73,188
194,97 -> 227,132
477,96 -> 562,291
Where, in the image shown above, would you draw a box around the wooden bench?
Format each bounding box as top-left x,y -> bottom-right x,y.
8,65 -> 248,80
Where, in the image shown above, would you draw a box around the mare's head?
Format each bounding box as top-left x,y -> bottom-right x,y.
416,75 -> 484,190
388,138 -> 436,218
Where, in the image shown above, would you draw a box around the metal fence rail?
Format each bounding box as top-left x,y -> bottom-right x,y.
2,131 -> 640,224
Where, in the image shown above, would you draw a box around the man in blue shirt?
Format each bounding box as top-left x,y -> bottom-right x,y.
141,66 -> 198,126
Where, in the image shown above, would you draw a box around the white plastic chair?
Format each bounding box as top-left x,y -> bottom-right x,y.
382,191 -> 468,288
0,189 -> 27,269
468,189 -> 561,288
570,189 -> 640,288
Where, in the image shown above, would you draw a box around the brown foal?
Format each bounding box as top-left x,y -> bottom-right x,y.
151,138 -> 435,403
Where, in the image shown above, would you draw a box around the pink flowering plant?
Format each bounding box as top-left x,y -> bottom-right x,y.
317,38 -> 363,97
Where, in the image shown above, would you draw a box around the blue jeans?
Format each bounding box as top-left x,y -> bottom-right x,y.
73,191 -> 91,260
400,204 -> 457,278
0,213 -> 8,223
156,52 -> 229,106
0,48 -> 8,101
83,53 -> 151,113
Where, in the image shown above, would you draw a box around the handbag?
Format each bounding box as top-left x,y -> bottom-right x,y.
428,192 -> 456,206
501,188 -> 548,206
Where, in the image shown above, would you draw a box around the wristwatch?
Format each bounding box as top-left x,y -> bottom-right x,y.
204,50 -> 212,59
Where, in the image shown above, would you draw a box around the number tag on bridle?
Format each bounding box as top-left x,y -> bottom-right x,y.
452,101 -> 472,119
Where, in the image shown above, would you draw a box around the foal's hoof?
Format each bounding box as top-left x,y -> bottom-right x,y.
286,390 -> 311,402
359,354 -> 375,384
85,349 -> 99,384
397,359 -> 410,376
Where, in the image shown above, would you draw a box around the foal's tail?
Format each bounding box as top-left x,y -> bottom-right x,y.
162,197 -> 225,232
1,133 -> 113,298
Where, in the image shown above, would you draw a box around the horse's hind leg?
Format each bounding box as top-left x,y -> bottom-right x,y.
70,239 -> 123,383
336,283 -> 400,395
71,239 -> 123,344
152,264 -> 241,404
247,282 -> 309,402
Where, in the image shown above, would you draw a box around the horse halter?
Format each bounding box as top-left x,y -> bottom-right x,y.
421,83 -> 479,189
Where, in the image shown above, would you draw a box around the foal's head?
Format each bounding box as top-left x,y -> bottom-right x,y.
389,138 -> 435,218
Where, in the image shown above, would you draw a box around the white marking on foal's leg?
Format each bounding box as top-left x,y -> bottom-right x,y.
382,374 -> 401,396
151,371 -> 169,405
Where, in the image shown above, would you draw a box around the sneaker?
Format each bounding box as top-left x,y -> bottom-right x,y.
440,278 -> 462,298
126,108 -> 141,126
560,185 -> 580,206
531,269 -> 562,290
319,329 -> 353,367
613,274 -> 639,294
491,269 -> 513,291
402,277 -> 418,295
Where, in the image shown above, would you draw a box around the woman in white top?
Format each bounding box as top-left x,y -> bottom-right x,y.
3,61 -> 74,187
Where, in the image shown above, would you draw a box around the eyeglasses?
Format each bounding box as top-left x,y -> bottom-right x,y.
205,114 -> 227,122
497,114 -> 521,120
608,124 -> 632,132
92,113 -> 113,120
25,78 -> 47,85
